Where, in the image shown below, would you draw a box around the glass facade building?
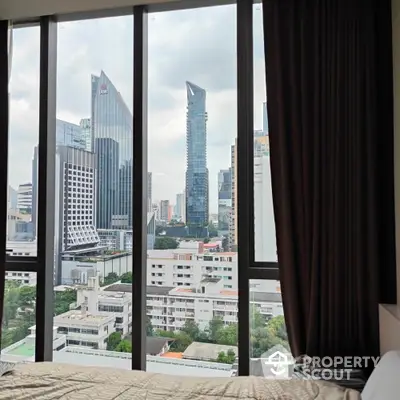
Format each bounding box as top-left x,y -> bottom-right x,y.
218,169 -> 232,232
91,71 -> 133,229
56,119 -> 88,150
185,81 -> 209,236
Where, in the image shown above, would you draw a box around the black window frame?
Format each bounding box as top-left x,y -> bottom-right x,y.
1,0 -> 279,376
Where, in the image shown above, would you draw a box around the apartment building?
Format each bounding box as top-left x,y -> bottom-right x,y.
147,250 -> 237,289
54,309 -> 115,350
76,277 -> 132,334
5,241 -> 37,285
73,276 -> 283,333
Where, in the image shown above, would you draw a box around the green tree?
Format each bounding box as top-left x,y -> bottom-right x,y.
18,286 -> 36,308
181,319 -> 200,341
146,316 -> 154,337
215,323 -> 238,346
115,339 -> 132,353
250,306 -> 267,330
171,331 -> 192,352
216,349 -> 236,364
154,237 -> 179,250
102,272 -> 119,286
120,272 -> 132,283
107,332 -> 122,351
2,287 -> 20,328
203,237 -> 210,244
222,236 -> 229,251
208,317 -> 224,343
54,289 -> 77,316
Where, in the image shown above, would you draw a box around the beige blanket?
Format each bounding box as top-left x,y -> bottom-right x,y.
0,362 -> 360,399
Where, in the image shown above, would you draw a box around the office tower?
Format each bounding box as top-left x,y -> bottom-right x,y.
160,200 -> 169,222
95,138 -> 119,229
175,192 -> 185,221
185,81 -> 209,236
218,169 -> 232,232
117,160 -> 133,229
229,140 -> 237,249
54,146 -> 97,283
80,118 -> 92,152
262,101 -> 268,133
56,119 -> 87,150
91,71 -> 133,229
7,186 -> 17,210
254,154 -> 276,261
17,183 -> 32,214
152,203 -> 160,221
148,172 -> 152,212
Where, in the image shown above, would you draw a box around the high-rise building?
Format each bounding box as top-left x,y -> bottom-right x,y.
95,138 -> 119,229
91,71 -> 133,229
262,101 -> 268,133
185,81 -> 209,236
160,200 -> 169,222
56,119 -> 87,150
80,118 -> 92,152
229,140 -> 237,249
175,192 -> 185,222
54,146 -> 98,284
254,155 -> 276,261
17,183 -> 32,214
116,160 -> 133,229
218,169 -> 232,232
147,172 -> 152,212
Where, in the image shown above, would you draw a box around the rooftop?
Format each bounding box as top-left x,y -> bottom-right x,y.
54,310 -> 113,323
183,342 -> 238,361
105,284 -> 174,296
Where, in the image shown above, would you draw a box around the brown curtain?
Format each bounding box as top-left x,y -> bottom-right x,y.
263,0 -> 395,359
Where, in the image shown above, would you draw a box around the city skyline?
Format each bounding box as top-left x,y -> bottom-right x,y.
7,7 -> 266,215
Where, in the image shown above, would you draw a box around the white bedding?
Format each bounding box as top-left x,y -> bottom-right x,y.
362,351 -> 400,400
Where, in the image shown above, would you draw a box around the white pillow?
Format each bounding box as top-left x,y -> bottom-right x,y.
362,351 -> 400,399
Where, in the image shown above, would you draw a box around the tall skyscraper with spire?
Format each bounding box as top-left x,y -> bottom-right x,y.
185,81 -> 209,236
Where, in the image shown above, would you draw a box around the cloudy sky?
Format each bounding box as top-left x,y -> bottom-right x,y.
8,4 -> 266,215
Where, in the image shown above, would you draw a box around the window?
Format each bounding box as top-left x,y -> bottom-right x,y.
249,280 -> 290,376
1,273 -> 37,361
6,26 -> 40,254
253,2 -> 277,262
147,4 -> 237,376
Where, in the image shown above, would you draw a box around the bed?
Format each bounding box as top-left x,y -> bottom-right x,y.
0,360 -> 360,399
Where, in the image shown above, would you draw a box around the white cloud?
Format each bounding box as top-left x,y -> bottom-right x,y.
8,5 -> 266,215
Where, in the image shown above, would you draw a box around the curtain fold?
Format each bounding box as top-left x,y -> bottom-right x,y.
263,0 -> 395,359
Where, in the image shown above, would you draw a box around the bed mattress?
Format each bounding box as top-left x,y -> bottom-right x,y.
0,361 -> 360,399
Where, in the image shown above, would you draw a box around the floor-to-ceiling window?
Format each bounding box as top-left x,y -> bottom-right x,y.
1,1 -> 281,376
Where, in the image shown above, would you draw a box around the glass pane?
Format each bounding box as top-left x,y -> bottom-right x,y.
53,15 -> 134,365
7,26 -> 40,254
249,279 -> 292,377
253,3 -> 277,262
1,273 -> 37,362
147,5 -> 237,376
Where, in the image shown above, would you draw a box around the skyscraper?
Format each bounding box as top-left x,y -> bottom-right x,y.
160,200 -> 169,222
56,119 -> 88,150
175,192 -> 185,222
218,169 -> 232,232
80,118 -> 92,152
185,81 -> 209,236
95,138 -> 119,229
91,71 -> 133,229
53,146 -> 97,284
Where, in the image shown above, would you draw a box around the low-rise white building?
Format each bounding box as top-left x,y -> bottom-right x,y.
147,250 -> 237,290
74,276 -> 283,333
54,307 -> 115,350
